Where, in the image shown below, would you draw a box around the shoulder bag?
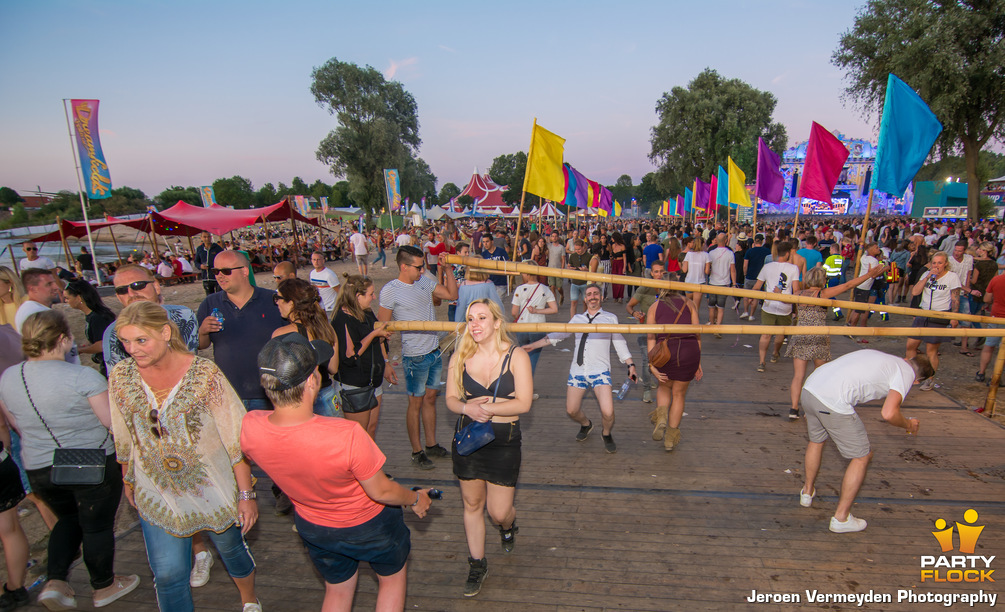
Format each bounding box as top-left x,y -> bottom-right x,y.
339,360 -> 379,414
454,348 -> 514,456
21,364 -> 108,486
647,298 -> 687,369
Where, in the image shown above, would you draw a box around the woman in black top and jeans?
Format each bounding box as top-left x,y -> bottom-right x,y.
332,275 -> 390,438
63,280 -> 116,377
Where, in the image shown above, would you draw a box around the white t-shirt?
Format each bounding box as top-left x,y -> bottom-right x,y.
683,251 -> 709,284
857,255 -> 881,290
178,257 -> 194,273
803,350 -> 915,415
920,271 -> 962,312
157,262 -> 174,277
423,241 -> 440,265
707,247 -> 734,286
19,256 -> 56,273
512,282 -> 557,324
350,232 -> 369,256
757,261 -> 800,316
309,266 -> 341,312
395,234 -> 411,248
947,254 -> 973,287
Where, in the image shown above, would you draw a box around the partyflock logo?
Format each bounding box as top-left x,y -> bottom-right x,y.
921,509 -> 994,582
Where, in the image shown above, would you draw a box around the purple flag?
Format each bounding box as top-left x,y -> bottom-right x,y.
598,186 -> 613,213
694,179 -> 711,215
568,164 -> 590,209
755,137 -> 785,204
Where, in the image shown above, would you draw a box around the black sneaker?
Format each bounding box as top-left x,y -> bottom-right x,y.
464,557 -> 488,597
410,450 -> 435,470
0,583 -> 28,611
602,434 -> 617,454
575,420 -> 593,442
975,371 -> 986,383
499,523 -> 518,553
424,444 -> 450,458
789,409 -> 800,420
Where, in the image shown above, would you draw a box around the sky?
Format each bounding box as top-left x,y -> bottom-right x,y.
0,0 -> 879,201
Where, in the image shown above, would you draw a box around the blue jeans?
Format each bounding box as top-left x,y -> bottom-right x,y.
294,506 -> 410,584
373,249 -> 387,267
403,349 -> 442,397
242,398 -> 271,412
515,332 -> 545,374
140,519 -> 255,612
314,384 -> 344,418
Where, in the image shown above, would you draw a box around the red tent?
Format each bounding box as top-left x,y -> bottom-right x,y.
151,198 -> 318,237
459,168 -> 508,211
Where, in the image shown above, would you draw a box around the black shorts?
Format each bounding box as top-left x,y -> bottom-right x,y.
452,418 -> 522,488
911,315 -> 952,344
0,451 -> 26,513
852,288 -> 872,302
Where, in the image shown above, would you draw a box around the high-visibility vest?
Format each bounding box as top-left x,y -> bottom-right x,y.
823,254 -> 844,277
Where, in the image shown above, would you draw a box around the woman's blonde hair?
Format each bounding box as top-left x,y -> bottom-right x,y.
21,310 -> 70,358
334,274 -> 375,322
0,266 -> 25,326
451,299 -> 512,400
466,269 -> 488,282
980,241 -> 998,259
804,266 -> 827,289
115,301 -> 189,354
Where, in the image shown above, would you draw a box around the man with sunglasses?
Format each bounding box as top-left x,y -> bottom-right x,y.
197,251 -> 284,412
102,264 -> 200,374
194,232 -> 225,296
378,246 -> 458,470
19,241 -> 61,285
272,261 -> 297,284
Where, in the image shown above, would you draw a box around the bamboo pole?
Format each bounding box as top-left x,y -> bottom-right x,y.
5,246 -> 16,272
186,234 -> 196,261
441,255 -> 999,326
384,320 -> 1005,338
854,189 -> 875,277
55,216 -> 73,266
983,341 -> 1005,416
108,226 -> 123,263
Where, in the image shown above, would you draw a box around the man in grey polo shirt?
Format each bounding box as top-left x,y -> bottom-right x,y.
378,246 -> 458,470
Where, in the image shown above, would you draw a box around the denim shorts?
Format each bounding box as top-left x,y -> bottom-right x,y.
568,370 -> 612,389
314,384 -> 345,418
986,323 -> 1003,348
294,505 -> 410,584
403,349 -> 442,397
570,283 -> 587,302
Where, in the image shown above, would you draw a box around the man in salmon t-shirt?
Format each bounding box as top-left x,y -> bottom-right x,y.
241,333 -> 434,610
974,270 -> 1005,385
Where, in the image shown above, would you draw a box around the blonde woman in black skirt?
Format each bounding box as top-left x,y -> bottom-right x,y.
445,299 -> 533,597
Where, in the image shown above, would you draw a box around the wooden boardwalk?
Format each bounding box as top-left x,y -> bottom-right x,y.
28,315 -> 1005,611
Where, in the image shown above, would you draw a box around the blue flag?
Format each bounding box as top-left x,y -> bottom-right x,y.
871,74 -> 942,198
683,187 -> 693,213
716,165 -> 731,209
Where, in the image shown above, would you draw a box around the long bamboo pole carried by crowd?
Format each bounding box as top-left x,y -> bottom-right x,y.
444,255 -> 998,326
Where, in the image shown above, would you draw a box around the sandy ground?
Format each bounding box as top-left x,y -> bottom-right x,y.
10,253 -> 1004,588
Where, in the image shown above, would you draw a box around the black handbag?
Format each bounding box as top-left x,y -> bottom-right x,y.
21,364 -> 108,486
453,348 -> 514,456
339,361 -> 379,414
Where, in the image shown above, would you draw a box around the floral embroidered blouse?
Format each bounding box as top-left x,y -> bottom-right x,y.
109,356 -> 246,537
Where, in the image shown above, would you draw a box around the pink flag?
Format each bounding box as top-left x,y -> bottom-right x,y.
798,122 -> 849,204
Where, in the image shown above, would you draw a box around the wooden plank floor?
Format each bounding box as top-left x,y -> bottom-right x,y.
28,310 -> 1005,611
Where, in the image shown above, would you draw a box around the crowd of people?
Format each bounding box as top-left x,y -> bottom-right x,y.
0,210 -> 1000,609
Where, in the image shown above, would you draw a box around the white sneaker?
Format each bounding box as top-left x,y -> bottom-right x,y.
190,550 -> 214,587
799,487 -> 815,508
920,377 -> 935,391
532,393 -> 539,400
829,514 -> 867,533
739,312 -> 749,320
243,600 -> 263,612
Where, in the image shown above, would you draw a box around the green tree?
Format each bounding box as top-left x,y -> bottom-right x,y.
311,58 -> 421,220
330,181 -> 353,208
400,156 -> 437,208
438,182 -> 461,204
611,174 -> 635,205
915,151 -> 1005,185
256,182 -> 278,207
649,68 -> 787,195
7,203 -> 28,227
212,176 -> 256,209
290,176 -> 310,195
0,187 -> 24,207
91,186 -> 151,217
635,172 -> 668,210
833,0 -> 1005,220
487,151 -> 528,207
309,180 -> 332,201
156,186 -> 200,207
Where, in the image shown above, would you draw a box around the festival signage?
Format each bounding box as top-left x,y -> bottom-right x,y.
384,169 -> 401,211
70,99 -> 112,199
200,186 -> 217,208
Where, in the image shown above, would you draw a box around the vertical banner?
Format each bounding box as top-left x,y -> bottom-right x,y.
384,169 -> 401,212
70,99 -> 112,199
200,186 -> 218,207
320,196 -> 329,213
294,195 -> 307,214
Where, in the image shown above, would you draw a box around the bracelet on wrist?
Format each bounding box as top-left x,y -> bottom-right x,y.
238,490 -> 257,501
411,492 -> 420,507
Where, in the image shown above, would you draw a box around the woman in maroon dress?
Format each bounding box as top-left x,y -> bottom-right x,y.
646,277 -> 702,452
610,233 -> 628,303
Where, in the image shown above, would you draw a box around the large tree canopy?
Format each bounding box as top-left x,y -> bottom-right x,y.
212,175 -> 256,209
649,68 -> 786,196
488,152 -> 528,207
311,58 -> 423,218
833,0 -> 1005,219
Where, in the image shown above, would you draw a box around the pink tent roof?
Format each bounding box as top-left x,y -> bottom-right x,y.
459,168 -> 508,210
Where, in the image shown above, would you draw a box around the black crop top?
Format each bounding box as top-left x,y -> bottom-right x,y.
462,349 -> 516,400
295,323 -> 331,389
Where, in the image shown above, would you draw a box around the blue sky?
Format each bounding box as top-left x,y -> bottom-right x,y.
0,0 -> 876,200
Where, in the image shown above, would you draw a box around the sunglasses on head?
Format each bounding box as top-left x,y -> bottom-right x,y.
212,267 -> 244,276
114,280 -> 154,295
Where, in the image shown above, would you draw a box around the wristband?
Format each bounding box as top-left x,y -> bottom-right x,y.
411,492 -> 420,507
238,490 -> 257,501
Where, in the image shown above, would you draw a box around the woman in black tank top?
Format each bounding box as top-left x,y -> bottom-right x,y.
445,299 -> 533,597
271,279 -> 341,417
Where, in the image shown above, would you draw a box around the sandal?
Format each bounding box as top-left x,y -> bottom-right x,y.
959,351 -> 975,357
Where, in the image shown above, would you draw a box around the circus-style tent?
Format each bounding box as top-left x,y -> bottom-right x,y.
458,168 -> 509,211
529,202 -> 565,217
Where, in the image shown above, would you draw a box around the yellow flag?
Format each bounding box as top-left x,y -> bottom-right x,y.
522,122 -> 566,202
614,200 -> 622,216
728,156 -> 752,208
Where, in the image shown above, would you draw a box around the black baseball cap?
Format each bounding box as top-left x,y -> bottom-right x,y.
258,333 -> 334,391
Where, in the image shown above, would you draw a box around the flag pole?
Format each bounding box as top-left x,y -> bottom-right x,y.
853,189 -> 875,277
793,197 -> 800,230
513,118 -> 537,261
62,99 -> 101,281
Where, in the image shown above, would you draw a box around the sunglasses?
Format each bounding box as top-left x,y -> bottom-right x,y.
149,409 -> 168,439
114,280 -> 154,295
212,267 -> 244,276
24,247 -> 37,252
407,263 -> 424,271
272,275 -> 283,281
273,294 -> 288,304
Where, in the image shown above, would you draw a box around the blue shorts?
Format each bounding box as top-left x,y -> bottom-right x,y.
568,370 -> 612,389
403,349 -> 442,397
986,323 -> 1003,348
570,283 -> 587,302
294,505 -> 411,584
